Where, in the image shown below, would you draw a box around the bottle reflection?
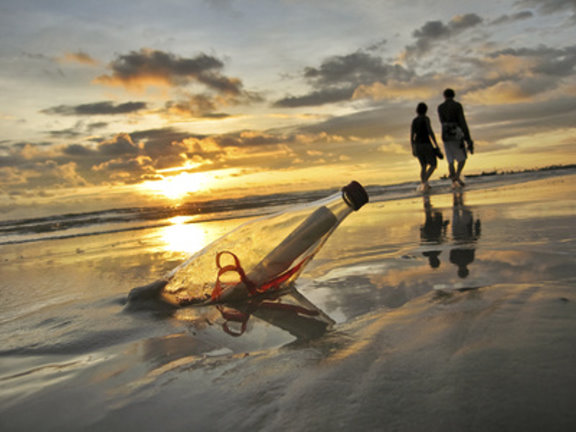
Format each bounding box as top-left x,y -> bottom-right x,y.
450,191 -> 481,278
127,282 -> 334,369
216,287 -> 334,339
127,280 -> 334,342
420,194 -> 449,268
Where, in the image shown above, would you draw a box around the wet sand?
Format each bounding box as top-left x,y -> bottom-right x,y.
1,172 -> 575,431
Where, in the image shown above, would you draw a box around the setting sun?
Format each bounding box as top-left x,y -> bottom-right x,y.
140,171 -> 213,200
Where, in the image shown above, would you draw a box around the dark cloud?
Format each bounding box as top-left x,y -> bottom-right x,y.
366,39 -> 388,52
63,144 -> 96,156
95,48 -> 244,95
274,51 -> 413,107
130,128 -> 216,170
275,15 -> 482,108
92,156 -> 154,179
97,133 -> 139,156
163,94 -> 233,118
93,49 -> 263,119
12,141 -> 53,149
405,14 -> 483,59
87,122 -> 109,131
274,88 -> 356,108
515,0 -> 576,17
42,101 -> 147,116
48,128 -> 83,139
0,154 -> 21,169
488,45 -> 576,77
490,11 -> 534,25
131,128 -> 200,152
303,52 -> 412,87
472,97 -> 576,140
212,132 -> 284,148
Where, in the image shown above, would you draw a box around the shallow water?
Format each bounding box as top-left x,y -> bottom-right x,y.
1,172 -> 575,431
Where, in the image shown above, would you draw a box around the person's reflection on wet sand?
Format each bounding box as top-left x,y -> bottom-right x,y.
450,191 -> 481,278
420,195 -> 449,268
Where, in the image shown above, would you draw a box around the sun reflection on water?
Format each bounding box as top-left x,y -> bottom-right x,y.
160,216 -> 209,255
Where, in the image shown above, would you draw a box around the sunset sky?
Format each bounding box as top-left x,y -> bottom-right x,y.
1,0 -> 575,218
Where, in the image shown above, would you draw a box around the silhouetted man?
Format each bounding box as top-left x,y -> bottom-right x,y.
438,88 -> 474,188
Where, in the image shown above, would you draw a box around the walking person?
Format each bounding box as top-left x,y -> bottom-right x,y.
437,89 -> 474,188
410,102 -> 442,192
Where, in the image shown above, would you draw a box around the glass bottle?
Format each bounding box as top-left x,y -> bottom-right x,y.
160,181 -> 369,305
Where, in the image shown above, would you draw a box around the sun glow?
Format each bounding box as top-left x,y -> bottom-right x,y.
141,171 -> 213,200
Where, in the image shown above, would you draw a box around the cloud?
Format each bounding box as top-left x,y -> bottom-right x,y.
302,51 -> 412,87
515,0 -> 576,18
92,49 -> 261,119
42,101 -> 147,116
488,45 -> 576,77
95,48 -> 243,95
302,103 -> 413,140
47,128 -> 83,139
211,130 -> 286,149
63,144 -> 96,156
490,11 -> 534,25
58,51 -> 99,66
0,166 -> 27,186
92,156 -> 155,180
353,78 -> 440,102
459,44 -> 576,105
403,14 -> 483,59
274,51 -> 414,107
162,93 -> 238,119
274,88 -> 356,108
464,80 -> 546,104
32,161 -> 89,187
97,133 -> 140,156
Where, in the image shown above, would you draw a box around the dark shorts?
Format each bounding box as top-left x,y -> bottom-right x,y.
415,142 -> 437,167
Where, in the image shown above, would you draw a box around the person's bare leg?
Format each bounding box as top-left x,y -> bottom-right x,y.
448,162 -> 457,186
424,165 -> 436,183
420,165 -> 427,183
456,160 -> 466,185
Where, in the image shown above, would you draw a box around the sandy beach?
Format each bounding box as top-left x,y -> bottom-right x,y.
1,170 -> 575,431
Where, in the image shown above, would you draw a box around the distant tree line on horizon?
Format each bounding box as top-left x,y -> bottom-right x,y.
440,164 -> 576,180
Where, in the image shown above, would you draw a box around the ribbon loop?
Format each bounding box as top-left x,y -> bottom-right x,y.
210,251 -> 310,302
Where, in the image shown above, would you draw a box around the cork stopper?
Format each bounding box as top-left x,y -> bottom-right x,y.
342,181 -> 369,211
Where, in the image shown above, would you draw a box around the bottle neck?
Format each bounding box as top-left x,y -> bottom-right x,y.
325,193 -> 354,221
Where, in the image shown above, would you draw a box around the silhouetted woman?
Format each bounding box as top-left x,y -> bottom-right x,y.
411,102 -> 441,192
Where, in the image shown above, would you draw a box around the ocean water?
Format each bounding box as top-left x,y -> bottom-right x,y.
1,167 -> 575,431
1,168 -> 566,247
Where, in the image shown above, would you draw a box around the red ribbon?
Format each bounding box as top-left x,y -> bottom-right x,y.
210,250 -> 311,302
217,300 -> 320,337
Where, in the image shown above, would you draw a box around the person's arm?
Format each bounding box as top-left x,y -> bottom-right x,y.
457,104 -> 472,142
426,117 -> 438,147
410,119 -> 417,156
437,104 -> 444,124
457,103 -> 474,153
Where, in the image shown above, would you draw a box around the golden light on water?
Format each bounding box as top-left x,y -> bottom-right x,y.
160,216 -> 209,254
159,216 -> 236,255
